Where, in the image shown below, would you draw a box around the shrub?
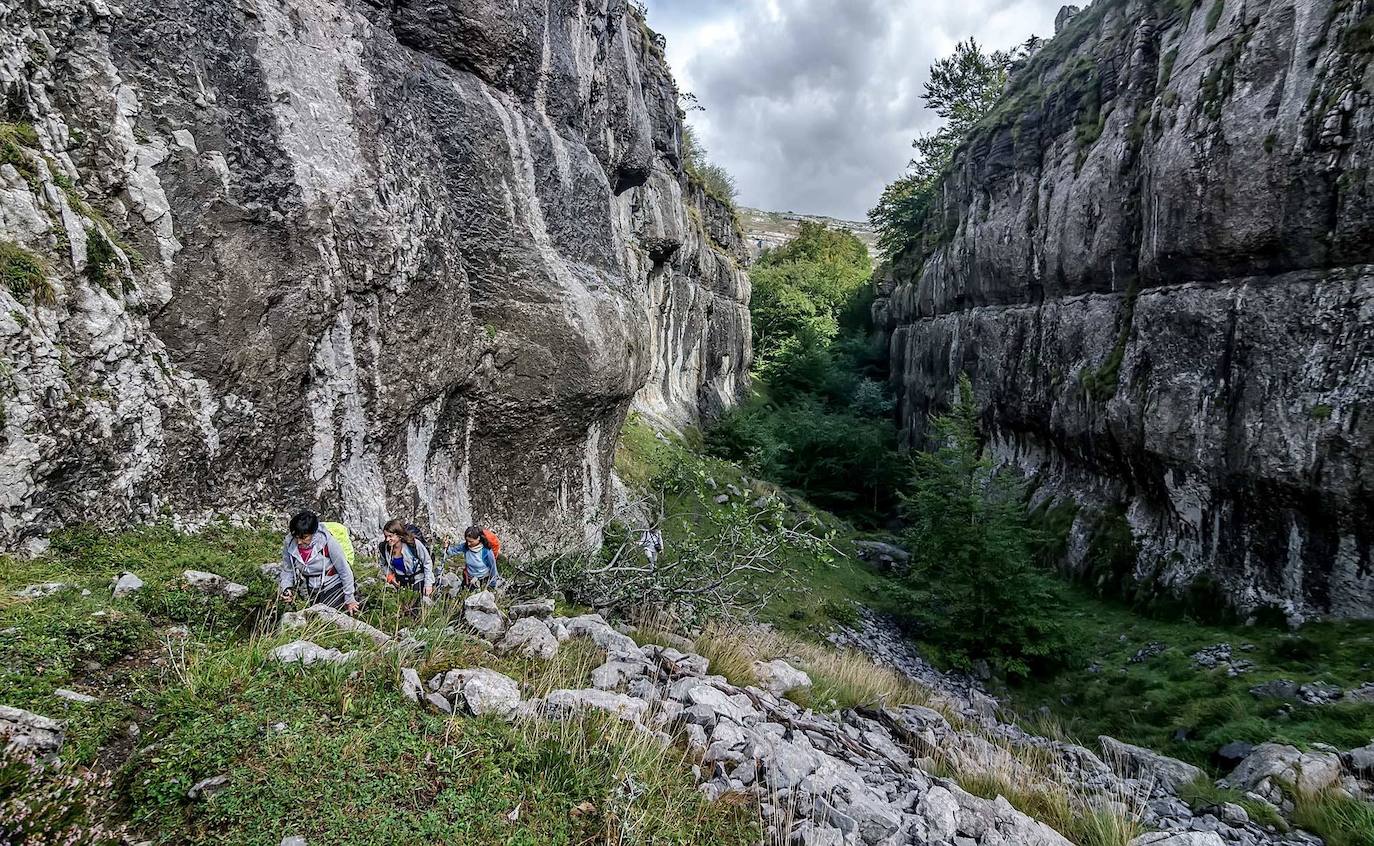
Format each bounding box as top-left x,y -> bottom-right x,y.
0,240 -> 53,304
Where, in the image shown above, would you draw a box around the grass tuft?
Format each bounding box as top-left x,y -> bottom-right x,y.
0,240 -> 54,305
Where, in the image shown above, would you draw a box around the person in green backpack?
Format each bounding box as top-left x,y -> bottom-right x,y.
279,511 -> 358,613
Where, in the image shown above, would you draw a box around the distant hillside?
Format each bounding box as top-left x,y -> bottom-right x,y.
739,207 -> 879,262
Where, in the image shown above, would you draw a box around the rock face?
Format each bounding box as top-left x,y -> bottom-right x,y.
876,0 -> 1374,619
0,0 -> 748,551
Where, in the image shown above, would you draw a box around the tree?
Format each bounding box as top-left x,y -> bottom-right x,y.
870,39 -> 1013,259
681,124 -> 737,205
901,374 -> 1077,679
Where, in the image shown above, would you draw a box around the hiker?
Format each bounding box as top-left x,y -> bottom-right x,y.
279,510 -> 358,613
378,518 -> 434,611
640,526 -> 664,565
450,526 -> 501,590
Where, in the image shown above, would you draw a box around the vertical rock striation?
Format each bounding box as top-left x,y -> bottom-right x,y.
0,0 -> 748,551
878,0 -> 1374,619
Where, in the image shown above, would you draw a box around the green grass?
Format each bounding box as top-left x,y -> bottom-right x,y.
0,239 -> 53,304
1003,584 -> 1374,771
615,414 -> 913,635
2,523 -> 760,844
1293,789 -> 1374,846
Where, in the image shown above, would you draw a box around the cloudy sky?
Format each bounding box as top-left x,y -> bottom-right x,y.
642,0 -> 1066,220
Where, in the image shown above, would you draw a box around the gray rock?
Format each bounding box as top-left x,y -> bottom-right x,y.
872,0 -> 1374,621
542,689 -> 649,722
1298,681 -> 1344,705
0,0 -> 750,569
187,774 -> 230,800
1344,682 -> 1374,703
591,658 -> 649,691
112,572 -> 145,598
15,582 -> 67,599
281,838 -> 306,846
0,705 -> 65,760
269,640 -> 355,667
496,617 -> 558,660
430,668 -> 520,719
1349,742 -> 1374,776
399,668 -> 424,703
425,692 -> 453,714
1223,742 -> 1343,796
1100,736 -> 1203,793
463,591 -> 507,640
1249,680 -> 1300,702
852,540 -> 911,570
752,659 -> 812,698
1130,834 -> 1225,846
182,570 -> 249,601
53,688 -> 98,704
508,599 -> 555,620
289,604 -> 392,646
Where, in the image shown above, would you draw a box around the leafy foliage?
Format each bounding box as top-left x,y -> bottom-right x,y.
901,375 -> 1078,678
681,123 -> 737,206
1,749 -> 125,846
869,39 -> 1014,258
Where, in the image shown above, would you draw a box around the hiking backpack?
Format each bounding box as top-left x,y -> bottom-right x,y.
319,521 -> 356,567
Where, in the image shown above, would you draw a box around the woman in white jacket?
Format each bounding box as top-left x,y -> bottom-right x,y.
279,510 -> 358,613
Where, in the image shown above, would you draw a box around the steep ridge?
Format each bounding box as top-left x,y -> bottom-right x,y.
876,0 -> 1374,620
0,0 -> 749,551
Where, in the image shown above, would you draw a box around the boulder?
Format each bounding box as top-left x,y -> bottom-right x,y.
288,604 -> 393,646
752,659 -> 812,697
1298,681 -> 1344,705
591,658 -> 650,691
509,599 -> 555,620
1349,742 -> 1374,776
1223,742 -> 1343,797
0,705 -> 64,760
425,692 -> 453,714
1213,741 -> 1254,770
268,640 -> 355,666
429,668 -> 520,719
563,614 -> 640,657
259,562 -> 282,580
112,571 -> 144,598
183,570 -> 249,601
463,591 -> 507,640
1344,682 -> 1374,703
1100,736 -> 1203,792
495,618 -> 558,660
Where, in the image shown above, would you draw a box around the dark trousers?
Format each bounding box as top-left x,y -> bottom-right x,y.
306,580 -> 348,610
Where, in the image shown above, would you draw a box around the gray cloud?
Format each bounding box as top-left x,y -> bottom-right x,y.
643,0 -> 1066,220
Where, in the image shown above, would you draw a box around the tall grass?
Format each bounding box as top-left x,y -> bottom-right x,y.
929,727 -> 1147,846
674,619 -> 933,710
1292,789 -> 1374,846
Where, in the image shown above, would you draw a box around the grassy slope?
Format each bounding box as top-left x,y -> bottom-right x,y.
618,415 -> 1374,774
0,523 -> 757,844
616,414 -> 912,635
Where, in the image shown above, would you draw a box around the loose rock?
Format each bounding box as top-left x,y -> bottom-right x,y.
183,570 -> 249,601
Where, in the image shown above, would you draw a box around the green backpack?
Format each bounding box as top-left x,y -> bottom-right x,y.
320,521 -> 356,567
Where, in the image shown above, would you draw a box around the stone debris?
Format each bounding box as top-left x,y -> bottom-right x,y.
268,640 -> 355,666
183,570 -> 249,601
463,591 -> 507,640
0,705 -> 65,760
15,582 -> 67,599
1222,742 -> 1343,800
496,617 -> 558,660
1130,642 -> 1168,664
112,571 -> 145,598
53,688 -> 98,704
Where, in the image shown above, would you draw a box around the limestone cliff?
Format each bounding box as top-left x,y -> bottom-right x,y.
0,0 -> 749,551
877,0 -> 1373,619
